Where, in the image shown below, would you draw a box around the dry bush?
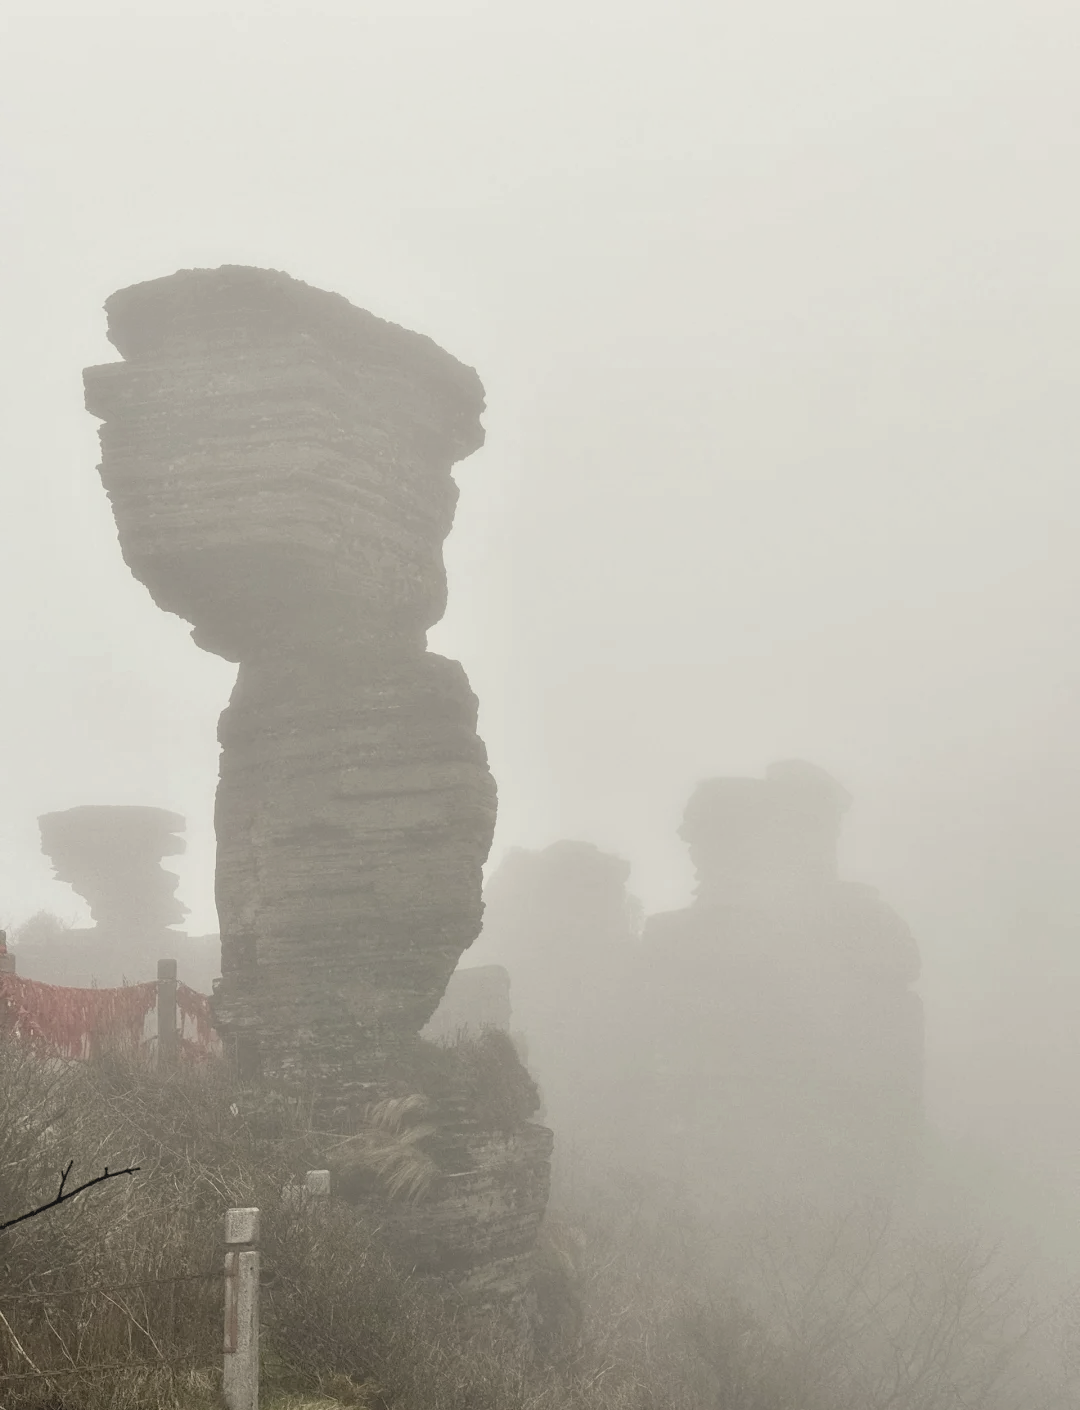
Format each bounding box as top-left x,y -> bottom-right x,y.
1,1039 -> 549,1410
411,1027 -> 541,1132
541,1184 -> 827,1410
538,1168 -> 1080,1410
630,1188 -> 1080,1410
7,1032 -> 1072,1410
0,1035 -> 303,1410
325,1095 -> 439,1205
9,913 -> 75,950
263,1189 -> 812,1410
704,1203 -> 1030,1410
261,1196 -> 487,1409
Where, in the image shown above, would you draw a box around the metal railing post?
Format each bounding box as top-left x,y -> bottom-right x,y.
223,1206 -> 260,1410
157,958 -> 178,1065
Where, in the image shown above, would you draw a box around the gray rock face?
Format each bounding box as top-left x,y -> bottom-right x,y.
383,1121 -> 554,1306
84,268 -> 548,1302
84,266 -> 496,1098
680,759 -> 852,908
211,646 -> 496,1098
84,265 -> 484,662
477,771 -> 922,1212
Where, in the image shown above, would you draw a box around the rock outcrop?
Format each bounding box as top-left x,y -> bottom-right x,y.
642,760 -> 923,1209
83,267 -> 482,664
366,1029 -> 552,1310
83,265 -> 548,1303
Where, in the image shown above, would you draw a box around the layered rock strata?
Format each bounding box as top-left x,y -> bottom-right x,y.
213,646 -> 496,1096
340,1030 -> 553,1311
83,266 -> 547,1299
382,1120 -> 553,1309
30,806 -> 188,985
84,267 -> 482,663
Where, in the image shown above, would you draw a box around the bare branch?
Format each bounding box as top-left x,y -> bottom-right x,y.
0,1161 -> 140,1234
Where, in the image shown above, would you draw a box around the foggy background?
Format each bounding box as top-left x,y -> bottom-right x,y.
2,0 -> 1079,1165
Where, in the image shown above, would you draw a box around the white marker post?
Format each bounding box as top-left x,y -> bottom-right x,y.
223,1206 -> 260,1410
282,1168 -> 331,1211
304,1169 -> 331,1199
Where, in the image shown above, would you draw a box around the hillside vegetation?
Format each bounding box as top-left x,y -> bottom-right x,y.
1,1036 -> 1075,1410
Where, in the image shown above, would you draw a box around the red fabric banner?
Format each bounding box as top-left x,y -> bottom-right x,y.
0,974 -> 219,1060
177,981 -> 221,1058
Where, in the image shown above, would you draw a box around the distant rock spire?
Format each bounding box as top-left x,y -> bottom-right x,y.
38,804 -> 188,938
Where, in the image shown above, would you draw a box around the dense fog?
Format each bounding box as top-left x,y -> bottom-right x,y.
3,3 -> 1080,1404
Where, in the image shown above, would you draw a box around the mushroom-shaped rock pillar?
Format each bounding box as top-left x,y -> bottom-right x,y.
84,267 -> 498,1111
37,806 -> 188,979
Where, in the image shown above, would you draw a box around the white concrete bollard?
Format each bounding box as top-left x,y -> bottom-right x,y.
224,1206 -> 260,1410
282,1168 -> 331,1210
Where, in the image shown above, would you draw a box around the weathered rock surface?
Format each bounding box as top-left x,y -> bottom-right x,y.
211,646 -> 497,1098
381,1119 -> 554,1307
84,265 -> 547,1304
84,266 -> 484,662
476,773 -> 922,1210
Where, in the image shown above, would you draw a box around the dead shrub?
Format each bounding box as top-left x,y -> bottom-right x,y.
5,1035 -> 1075,1410
412,1028 -> 541,1132
0,1037 -> 300,1410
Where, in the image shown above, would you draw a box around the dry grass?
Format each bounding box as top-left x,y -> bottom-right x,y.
0,1036 -> 297,1410
3,1035 -> 1077,1410
410,1026 -> 542,1132
325,1095 -> 439,1204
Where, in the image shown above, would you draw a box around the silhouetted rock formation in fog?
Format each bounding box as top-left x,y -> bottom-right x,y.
39,804 -> 186,934
423,963 -> 512,1041
478,841 -> 645,1179
26,805 -> 190,985
84,266 -> 549,1306
643,759 -> 923,1207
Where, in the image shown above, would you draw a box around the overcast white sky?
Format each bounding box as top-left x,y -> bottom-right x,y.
3,0 -> 1079,1105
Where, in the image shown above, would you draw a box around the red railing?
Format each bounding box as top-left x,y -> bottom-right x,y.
176,981 -> 219,1058
0,966 -> 220,1061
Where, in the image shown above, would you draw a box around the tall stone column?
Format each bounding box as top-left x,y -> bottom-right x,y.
83,266 -> 497,1116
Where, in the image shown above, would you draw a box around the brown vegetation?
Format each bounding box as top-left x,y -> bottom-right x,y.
1,1036 -> 1076,1410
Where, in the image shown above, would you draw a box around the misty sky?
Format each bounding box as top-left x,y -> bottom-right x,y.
3,1 -> 1080,1122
